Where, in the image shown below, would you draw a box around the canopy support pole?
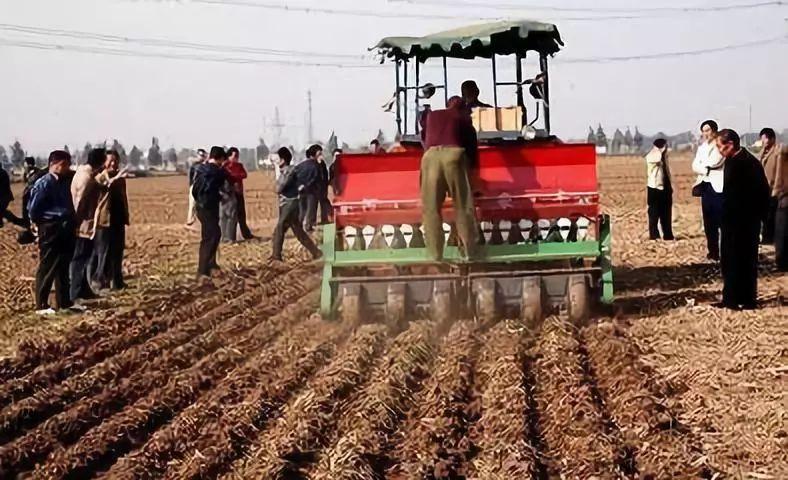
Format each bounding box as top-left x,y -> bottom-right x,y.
403,60 -> 409,137
442,57 -> 449,106
395,59 -> 402,136
516,53 -> 525,129
540,53 -> 551,135
415,60 -> 421,135
492,54 -> 500,130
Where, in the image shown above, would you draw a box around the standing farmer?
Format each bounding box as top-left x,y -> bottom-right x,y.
270,147 -> 322,262
773,144 -> 788,271
69,148 -> 105,303
186,148 -> 207,227
93,150 -> 130,291
715,129 -> 770,310
192,146 -> 228,279
419,95 -> 479,261
758,127 -> 782,244
298,145 -> 322,232
225,147 -> 256,240
692,120 -> 725,261
28,151 -> 80,315
645,138 -> 674,240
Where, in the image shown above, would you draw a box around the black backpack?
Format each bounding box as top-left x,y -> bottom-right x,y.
191,165 -> 222,209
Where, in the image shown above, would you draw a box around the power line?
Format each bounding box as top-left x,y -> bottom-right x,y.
189,0 -> 497,20
389,0 -> 786,13
0,23 -> 368,59
0,33 -> 783,68
185,0 -> 697,21
0,37 -> 380,68
556,35 -> 786,64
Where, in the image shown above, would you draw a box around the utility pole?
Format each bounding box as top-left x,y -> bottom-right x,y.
748,103 -> 752,134
272,107 -> 284,146
307,90 -> 314,144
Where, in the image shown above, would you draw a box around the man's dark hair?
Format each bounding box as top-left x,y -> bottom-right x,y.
209,146 -> 226,160
24,156 -> 36,167
653,138 -> 668,149
87,148 -> 106,169
700,119 -> 719,133
369,139 -> 380,146
306,144 -> 323,159
197,148 -> 207,156
227,147 -> 240,158
48,150 -> 72,165
277,147 -> 292,164
759,127 -> 776,140
106,149 -> 121,161
718,129 -> 741,149
461,80 -> 479,95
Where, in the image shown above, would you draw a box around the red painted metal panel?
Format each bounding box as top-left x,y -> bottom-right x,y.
334,142 -> 598,226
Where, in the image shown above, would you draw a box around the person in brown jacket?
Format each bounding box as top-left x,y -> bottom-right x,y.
91,150 -> 130,291
773,144 -> 788,271
69,148 -> 105,302
759,128 -> 782,244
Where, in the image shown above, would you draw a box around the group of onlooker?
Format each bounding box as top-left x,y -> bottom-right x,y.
187,147 -> 255,244
645,121 -> 786,310
0,148 -> 130,315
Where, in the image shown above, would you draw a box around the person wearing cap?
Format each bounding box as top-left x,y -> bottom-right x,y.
271,146 -> 322,262
461,80 -> 492,109
28,150 -> 81,315
185,148 -> 207,227
419,95 -> 479,261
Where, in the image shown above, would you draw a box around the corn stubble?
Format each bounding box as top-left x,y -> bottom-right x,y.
390,320 -> 481,480
225,323 -> 390,479
530,316 -> 623,478
310,320 -> 438,480
469,320 -> 536,480
584,321 -> 711,478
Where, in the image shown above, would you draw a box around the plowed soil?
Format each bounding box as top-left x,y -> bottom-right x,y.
0,157 -> 784,479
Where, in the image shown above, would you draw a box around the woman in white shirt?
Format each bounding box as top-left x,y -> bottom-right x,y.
692,120 -> 725,261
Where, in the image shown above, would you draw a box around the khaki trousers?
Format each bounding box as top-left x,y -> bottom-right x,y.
420,146 -> 478,261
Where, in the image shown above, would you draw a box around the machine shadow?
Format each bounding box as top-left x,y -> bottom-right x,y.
614,262 -> 719,294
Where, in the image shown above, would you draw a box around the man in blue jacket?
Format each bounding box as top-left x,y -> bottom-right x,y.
28,150 -> 80,315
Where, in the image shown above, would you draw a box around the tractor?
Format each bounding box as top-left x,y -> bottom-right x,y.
319,20 -> 613,329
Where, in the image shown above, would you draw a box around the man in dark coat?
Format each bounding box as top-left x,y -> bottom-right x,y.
715,129 -> 771,310
192,146 -> 228,279
0,163 -> 24,228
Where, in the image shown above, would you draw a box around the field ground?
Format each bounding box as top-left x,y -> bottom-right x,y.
0,155 -> 785,479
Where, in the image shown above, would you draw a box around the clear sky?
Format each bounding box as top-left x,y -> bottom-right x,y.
0,0 -> 786,155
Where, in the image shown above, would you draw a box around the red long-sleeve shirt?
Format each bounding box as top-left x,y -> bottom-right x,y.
223,161 -> 248,193
420,105 -> 479,167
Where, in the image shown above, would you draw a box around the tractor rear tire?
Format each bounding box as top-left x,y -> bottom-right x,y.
521,277 -> 543,329
567,275 -> 590,326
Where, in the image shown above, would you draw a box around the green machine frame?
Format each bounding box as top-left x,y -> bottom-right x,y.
319,215 -> 614,317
